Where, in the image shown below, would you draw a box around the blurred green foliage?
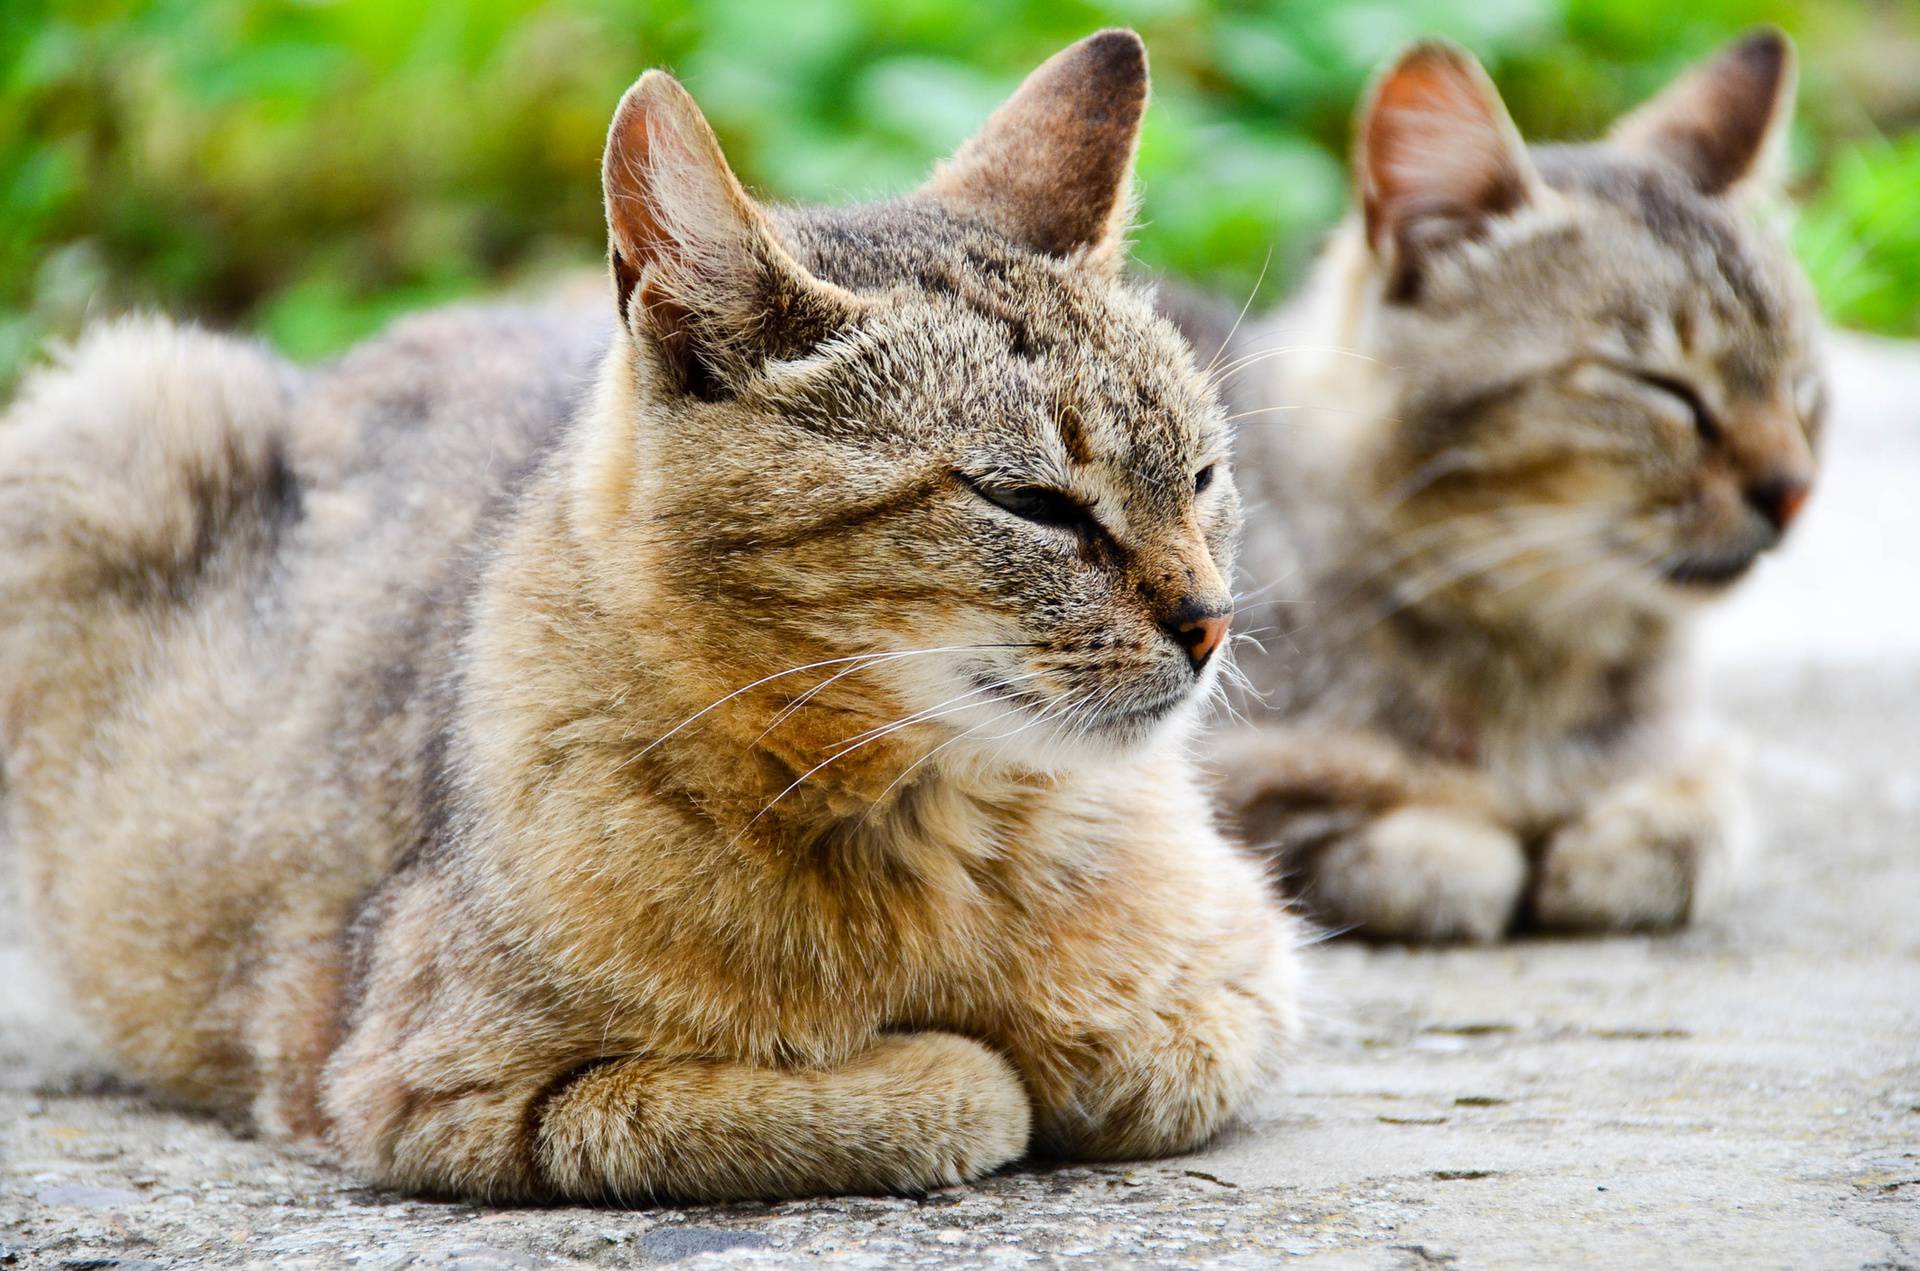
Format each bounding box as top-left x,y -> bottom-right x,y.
3,0 -> 1917,389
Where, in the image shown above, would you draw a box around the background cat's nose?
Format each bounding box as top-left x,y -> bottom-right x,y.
1746,474 -> 1811,536
1164,601 -> 1231,671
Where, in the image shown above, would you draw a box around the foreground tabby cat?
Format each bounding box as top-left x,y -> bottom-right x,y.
0,32 -> 1299,1201
1212,31 -> 1824,941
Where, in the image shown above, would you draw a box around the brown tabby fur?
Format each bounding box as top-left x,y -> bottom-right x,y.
0,32 -> 1299,1202
1211,31 -> 1825,942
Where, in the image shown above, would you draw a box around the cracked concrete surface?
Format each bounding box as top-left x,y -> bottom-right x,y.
2,335 -> 1916,1268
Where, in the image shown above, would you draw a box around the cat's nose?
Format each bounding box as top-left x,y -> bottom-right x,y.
1745,474 -> 1811,536
1164,600 -> 1231,671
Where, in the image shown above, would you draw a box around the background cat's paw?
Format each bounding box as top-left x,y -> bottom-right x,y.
1529,770 -> 1740,932
1310,806 -> 1526,943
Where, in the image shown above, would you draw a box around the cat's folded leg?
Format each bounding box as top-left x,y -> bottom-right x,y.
1210,726 -> 1527,943
522,1032 -> 1032,1202
355,1031 -> 1031,1202
1529,746 -> 1747,932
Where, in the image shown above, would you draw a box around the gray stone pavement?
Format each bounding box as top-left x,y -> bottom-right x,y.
2,335 -> 1915,1268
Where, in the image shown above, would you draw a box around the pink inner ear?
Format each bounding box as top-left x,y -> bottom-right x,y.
605,92 -> 693,283
1362,49 -> 1528,257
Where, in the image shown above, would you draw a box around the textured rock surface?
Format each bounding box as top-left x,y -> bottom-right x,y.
3,335 -> 1916,1268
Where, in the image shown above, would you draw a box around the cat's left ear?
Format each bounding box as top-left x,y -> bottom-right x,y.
1610,28 -> 1796,197
921,29 -> 1147,274
602,71 -> 864,400
1356,42 -> 1541,294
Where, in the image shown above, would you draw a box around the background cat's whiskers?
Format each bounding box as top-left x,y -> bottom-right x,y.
1329,512 -> 1614,640
1351,504 -> 1614,590
1203,341 -> 1380,395
1224,402 -> 1390,427
1224,505 -> 1607,638
1201,247 -> 1276,381
1376,447 -> 1500,513
1529,543 -> 1671,628
1376,436 -> 1647,521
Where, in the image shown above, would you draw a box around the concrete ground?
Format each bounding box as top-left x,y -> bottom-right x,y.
2,334 -> 1915,1269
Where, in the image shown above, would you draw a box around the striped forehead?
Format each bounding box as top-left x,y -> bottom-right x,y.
778,198 -> 1216,498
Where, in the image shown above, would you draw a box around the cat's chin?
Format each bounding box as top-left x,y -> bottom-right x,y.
939,685 -> 1202,774
1660,551 -> 1760,590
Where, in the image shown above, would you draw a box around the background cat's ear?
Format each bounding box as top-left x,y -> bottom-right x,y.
1356,41 -> 1538,294
1609,28 -> 1795,197
603,72 -> 861,399
921,29 -> 1147,273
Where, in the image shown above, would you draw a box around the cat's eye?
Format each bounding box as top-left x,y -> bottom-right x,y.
1194,463 -> 1218,495
964,476 -> 1097,534
1635,372 -> 1721,445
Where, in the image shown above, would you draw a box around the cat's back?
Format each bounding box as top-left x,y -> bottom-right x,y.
262,301 -> 610,737
0,300 -> 607,1113
285,302 -> 607,544
2,300 -> 608,791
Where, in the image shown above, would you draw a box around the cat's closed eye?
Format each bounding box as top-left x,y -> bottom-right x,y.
1631,371 -> 1721,445
1572,363 -> 1721,445
963,475 -> 1099,535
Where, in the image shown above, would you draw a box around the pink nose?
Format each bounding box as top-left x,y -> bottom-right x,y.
1169,611 -> 1231,670
1747,475 -> 1811,535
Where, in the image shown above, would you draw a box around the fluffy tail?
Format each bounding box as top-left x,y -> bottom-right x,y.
0,316 -> 298,757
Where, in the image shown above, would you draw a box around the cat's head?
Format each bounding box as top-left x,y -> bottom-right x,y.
585,32 -> 1235,771
1316,30 -> 1822,636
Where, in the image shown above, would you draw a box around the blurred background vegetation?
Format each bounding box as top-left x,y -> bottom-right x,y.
4,0 -> 1917,390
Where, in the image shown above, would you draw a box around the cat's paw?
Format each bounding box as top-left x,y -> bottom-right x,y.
872,1032 -> 1033,1186
1310,805 -> 1527,943
1529,768 -> 1741,932
1022,897 -> 1300,1164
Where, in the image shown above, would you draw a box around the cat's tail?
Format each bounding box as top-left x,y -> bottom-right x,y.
0,316 -> 299,760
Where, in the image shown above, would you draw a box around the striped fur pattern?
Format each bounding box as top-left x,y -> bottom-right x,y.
1213,31 -> 1824,942
0,31 -> 1299,1201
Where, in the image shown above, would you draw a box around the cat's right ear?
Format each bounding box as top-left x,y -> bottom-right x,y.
921,29 -> 1148,274
1356,41 -> 1539,298
1609,28 -> 1796,197
603,72 -> 861,399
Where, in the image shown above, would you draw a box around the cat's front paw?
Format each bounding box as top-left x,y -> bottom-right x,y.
1529,768 -> 1742,932
871,1032 -> 1034,1186
1310,805 -> 1527,943
1034,923 -> 1298,1162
